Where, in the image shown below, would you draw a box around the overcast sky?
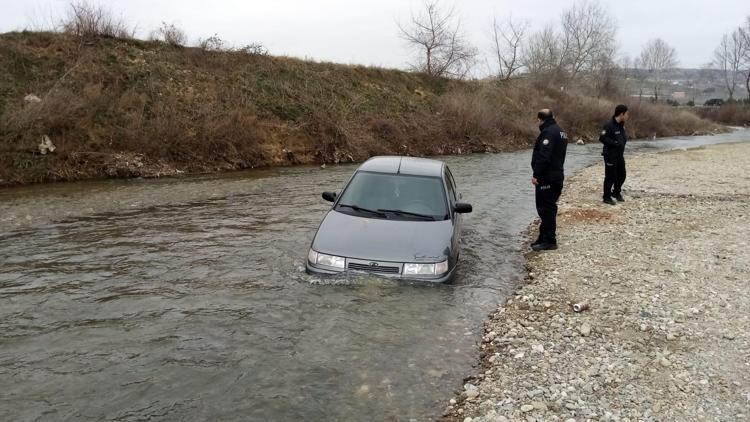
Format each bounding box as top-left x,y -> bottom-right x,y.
1,0 -> 747,72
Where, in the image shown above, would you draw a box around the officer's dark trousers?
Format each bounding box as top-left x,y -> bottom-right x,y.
535,182 -> 563,243
603,155 -> 626,198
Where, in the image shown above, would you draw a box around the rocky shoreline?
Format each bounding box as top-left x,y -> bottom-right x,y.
443,143 -> 750,422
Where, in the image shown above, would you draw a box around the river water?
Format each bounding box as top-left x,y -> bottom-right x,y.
1,130 -> 748,421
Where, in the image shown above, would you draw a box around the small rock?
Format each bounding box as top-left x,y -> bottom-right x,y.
466,389 -> 480,399
659,357 -> 671,367
449,398 -> 457,405
579,323 -> 591,337
532,344 -> 545,353
576,139 -> 585,145
24,94 -> 42,103
520,404 -> 535,412
463,418 -> 473,422
722,333 -> 736,340
527,389 -> 544,398
532,401 -> 548,411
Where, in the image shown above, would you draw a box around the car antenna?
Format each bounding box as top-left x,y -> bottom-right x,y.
397,157 -> 402,174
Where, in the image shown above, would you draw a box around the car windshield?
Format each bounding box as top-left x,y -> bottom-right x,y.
336,171 -> 448,220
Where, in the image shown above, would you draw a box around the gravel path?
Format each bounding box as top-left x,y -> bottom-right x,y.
443,143 -> 750,422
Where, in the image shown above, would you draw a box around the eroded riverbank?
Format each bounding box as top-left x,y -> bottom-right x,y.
445,143 -> 750,421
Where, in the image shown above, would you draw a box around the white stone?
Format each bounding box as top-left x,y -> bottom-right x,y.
24,94 -> 42,103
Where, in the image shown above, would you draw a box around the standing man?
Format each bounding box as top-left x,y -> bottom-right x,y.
531,109 -> 568,251
600,104 -> 629,205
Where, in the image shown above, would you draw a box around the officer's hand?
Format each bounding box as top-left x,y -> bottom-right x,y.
531,177 -> 538,186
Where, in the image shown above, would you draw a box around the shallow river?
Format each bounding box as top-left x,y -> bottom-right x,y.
1,130 -> 748,421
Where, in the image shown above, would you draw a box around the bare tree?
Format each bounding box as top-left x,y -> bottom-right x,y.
398,1 -> 477,78
559,0 -> 617,87
713,29 -> 746,101
740,16 -> 750,100
631,56 -> 648,103
520,0 -> 617,89
639,38 -> 678,102
522,24 -> 562,78
489,15 -> 528,81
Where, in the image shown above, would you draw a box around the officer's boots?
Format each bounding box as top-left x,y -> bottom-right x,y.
531,237 -> 558,251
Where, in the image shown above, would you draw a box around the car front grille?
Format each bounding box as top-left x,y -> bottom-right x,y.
348,261 -> 401,274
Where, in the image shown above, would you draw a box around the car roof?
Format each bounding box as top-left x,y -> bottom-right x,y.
357,156 -> 445,177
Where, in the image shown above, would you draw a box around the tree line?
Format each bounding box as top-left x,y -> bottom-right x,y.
399,0 -> 750,103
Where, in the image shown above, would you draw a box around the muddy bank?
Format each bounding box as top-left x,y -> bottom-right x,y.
443,143 -> 750,421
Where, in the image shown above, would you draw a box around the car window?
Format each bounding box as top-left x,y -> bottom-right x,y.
444,168 -> 457,204
336,171 -> 449,220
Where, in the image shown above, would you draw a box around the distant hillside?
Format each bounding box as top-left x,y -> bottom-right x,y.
622,68 -> 749,104
0,31 -> 719,186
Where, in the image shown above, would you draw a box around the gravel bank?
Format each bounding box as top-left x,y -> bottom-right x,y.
444,143 -> 750,422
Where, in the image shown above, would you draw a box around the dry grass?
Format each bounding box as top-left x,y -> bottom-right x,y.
0,31 -> 720,186
694,103 -> 750,126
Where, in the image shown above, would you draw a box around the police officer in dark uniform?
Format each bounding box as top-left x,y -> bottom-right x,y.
531,109 -> 568,251
600,104 -> 629,205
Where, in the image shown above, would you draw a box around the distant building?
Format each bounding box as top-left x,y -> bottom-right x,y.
672,92 -> 686,99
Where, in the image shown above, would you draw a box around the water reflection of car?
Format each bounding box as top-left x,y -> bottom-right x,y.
306,156 -> 472,283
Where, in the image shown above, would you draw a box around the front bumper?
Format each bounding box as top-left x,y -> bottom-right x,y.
305,261 -> 456,283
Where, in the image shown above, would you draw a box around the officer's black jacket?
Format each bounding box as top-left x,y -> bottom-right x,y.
599,118 -> 627,159
531,118 -> 568,184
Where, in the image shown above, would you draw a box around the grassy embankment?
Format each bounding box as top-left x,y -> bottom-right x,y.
0,31 -> 720,186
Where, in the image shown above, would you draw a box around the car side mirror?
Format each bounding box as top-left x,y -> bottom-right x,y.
322,191 -> 337,202
454,202 -> 472,213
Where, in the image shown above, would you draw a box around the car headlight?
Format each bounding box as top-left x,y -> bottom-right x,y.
309,249 -> 346,269
404,260 -> 449,276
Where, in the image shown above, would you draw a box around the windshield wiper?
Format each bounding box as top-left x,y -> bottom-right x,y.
377,209 -> 436,221
338,203 -> 388,218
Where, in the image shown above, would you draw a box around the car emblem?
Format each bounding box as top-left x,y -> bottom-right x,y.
369,262 -> 379,267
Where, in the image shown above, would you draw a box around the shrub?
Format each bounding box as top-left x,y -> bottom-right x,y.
153,22 -> 187,47
695,103 -> 750,126
237,43 -> 268,56
198,34 -> 225,51
61,1 -> 133,39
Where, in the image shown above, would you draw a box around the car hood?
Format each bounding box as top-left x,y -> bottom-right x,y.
311,210 -> 454,263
